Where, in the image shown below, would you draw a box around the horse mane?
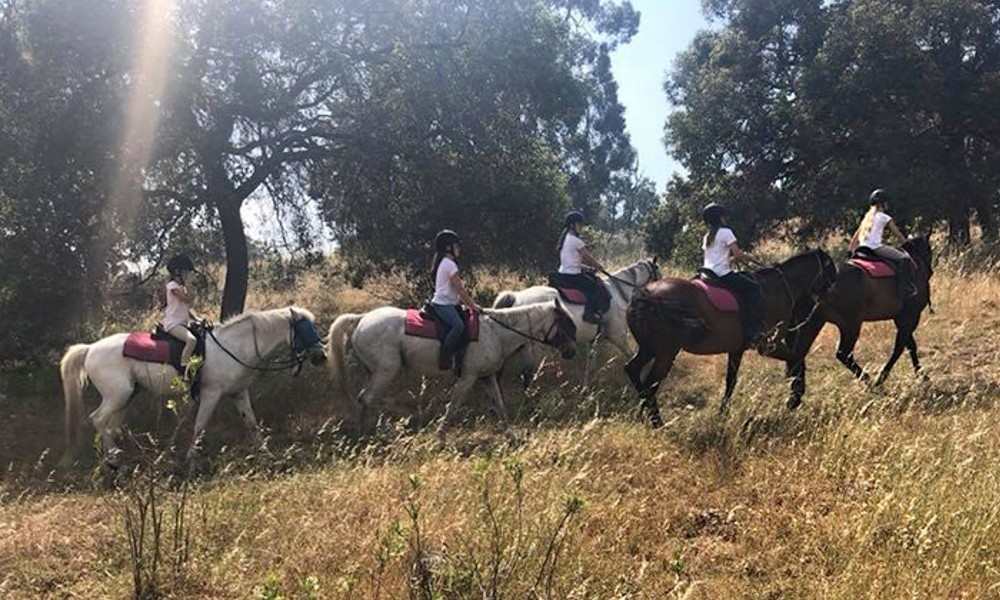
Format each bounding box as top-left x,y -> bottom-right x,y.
218,306 -> 315,330
901,236 -> 933,274
777,248 -> 826,269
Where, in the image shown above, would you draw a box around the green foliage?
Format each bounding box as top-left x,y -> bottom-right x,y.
0,0 -> 642,358
313,0 -> 640,280
666,0 -> 1000,248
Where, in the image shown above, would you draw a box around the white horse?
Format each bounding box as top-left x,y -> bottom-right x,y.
492,258 -> 661,385
60,306 -> 327,468
327,300 -> 577,438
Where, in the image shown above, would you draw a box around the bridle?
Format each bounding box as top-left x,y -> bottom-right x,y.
485,310 -> 573,349
208,309 -> 322,375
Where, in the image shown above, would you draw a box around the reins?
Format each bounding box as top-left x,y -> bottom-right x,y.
484,312 -> 559,346
207,315 -> 311,374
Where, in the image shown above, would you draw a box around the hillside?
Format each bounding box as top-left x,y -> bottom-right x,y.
2,258 -> 1000,599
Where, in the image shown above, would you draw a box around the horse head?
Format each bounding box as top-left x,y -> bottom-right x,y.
902,236 -> 933,277
289,307 -> 327,365
811,249 -> 839,297
549,300 -> 578,359
640,256 -> 662,285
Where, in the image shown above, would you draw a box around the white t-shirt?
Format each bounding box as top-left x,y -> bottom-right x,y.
703,227 -> 738,276
559,233 -> 586,274
862,211 -> 892,249
164,280 -> 191,330
431,257 -> 460,305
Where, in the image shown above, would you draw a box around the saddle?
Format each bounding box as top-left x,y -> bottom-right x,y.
692,270 -> 740,313
404,305 -> 480,344
122,322 -> 207,374
546,272 -> 611,310
847,252 -> 915,279
553,287 -> 587,305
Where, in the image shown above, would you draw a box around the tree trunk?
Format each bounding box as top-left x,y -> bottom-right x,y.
217,194 -> 249,319
972,192 -> 998,243
947,210 -> 971,247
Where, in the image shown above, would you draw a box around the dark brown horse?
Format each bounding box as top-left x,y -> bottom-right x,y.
791,236 -> 933,386
625,250 -> 838,426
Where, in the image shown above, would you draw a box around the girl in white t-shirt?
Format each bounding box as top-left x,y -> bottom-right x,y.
849,189 -> 915,296
701,204 -> 766,346
430,230 -> 481,373
552,211 -> 610,324
164,254 -> 200,374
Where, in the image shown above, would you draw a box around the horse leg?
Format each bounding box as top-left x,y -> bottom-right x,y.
88,381 -> 133,473
877,313 -> 921,386
637,347 -> 680,428
786,358 -> 806,409
479,375 -> 510,433
233,390 -> 263,450
906,334 -> 925,379
355,365 -> 399,437
624,345 -> 654,393
874,327 -> 908,387
187,389 -> 223,466
436,375 -> 478,443
835,323 -> 868,382
721,351 -> 744,414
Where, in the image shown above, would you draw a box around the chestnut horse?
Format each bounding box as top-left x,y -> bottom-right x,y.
791,236 -> 933,386
625,250 -> 838,425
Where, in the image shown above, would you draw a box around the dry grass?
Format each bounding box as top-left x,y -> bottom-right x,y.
2,252 -> 1000,599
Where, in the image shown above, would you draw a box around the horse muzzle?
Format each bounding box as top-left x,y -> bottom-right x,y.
559,344 -> 576,360
308,346 -> 328,365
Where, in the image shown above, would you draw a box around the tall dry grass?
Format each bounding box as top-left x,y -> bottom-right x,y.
2,248 -> 1000,598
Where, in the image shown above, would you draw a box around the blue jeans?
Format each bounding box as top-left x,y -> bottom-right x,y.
431,303 -> 464,350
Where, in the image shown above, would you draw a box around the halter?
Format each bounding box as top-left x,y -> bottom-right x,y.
208,309 -> 322,374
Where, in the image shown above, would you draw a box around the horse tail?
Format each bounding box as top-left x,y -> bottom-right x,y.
627,290 -> 707,346
60,344 -> 90,453
327,313 -> 365,401
493,291 -> 517,309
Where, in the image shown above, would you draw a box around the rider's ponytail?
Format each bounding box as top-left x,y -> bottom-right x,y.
556,227 -> 571,253
430,252 -> 444,286
705,224 -> 720,247
856,205 -> 878,245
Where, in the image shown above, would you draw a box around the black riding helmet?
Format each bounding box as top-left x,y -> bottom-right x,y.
167,254 -> 196,275
869,189 -> 889,207
702,203 -> 726,226
434,229 -> 460,253
565,210 -> 585,229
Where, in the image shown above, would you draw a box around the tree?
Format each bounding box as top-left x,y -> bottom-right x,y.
0,0 -> 135,358
312,0 -> 641,278
665,0 -> 1000,247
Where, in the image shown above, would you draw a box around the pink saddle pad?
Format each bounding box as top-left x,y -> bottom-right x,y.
404,309 -> 480,341
555,287 -> 587,305
691,279 -> 740,313
122,332 -> 172,364
848,257 -> 904,279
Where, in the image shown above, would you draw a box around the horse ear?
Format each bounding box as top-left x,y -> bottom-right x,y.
652,255 -> 659,265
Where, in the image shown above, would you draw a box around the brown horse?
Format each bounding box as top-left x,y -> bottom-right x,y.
791,236 -> 933,386
625,250 -> 838,426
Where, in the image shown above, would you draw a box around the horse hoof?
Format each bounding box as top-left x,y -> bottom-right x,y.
786,397 -> 802,410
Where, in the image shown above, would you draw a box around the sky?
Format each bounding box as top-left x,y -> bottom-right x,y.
609,0 -> 710,192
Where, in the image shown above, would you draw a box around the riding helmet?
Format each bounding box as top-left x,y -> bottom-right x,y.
869,189 -> 889,207
564,210 -> 586,229
167,254 -> 196,275
702,203 -> 726,226
434,229 -> 461,253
